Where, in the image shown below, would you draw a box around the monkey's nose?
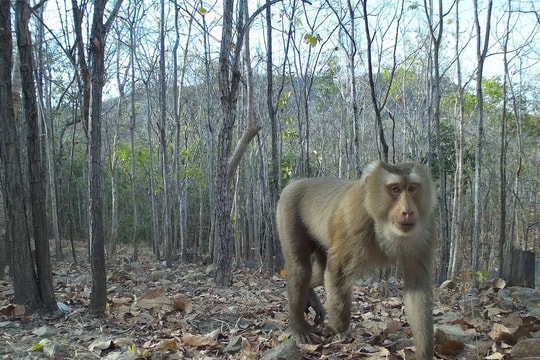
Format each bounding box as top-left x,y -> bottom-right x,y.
402,209 -> 414,216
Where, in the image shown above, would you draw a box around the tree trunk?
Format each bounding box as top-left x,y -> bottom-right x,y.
35,3 -> 62,261
88,1 -> 107,315
361,0 -> 388,162
265,0 -> 280,270
471,0 -> 492,272
0,0 -> 41,311
129,56 -> 139,261
145,82 -> 160,259
213,0 -> 265,284
15,0 -> 57,312
423,0 -> 449,284
498,0 -> 510,279
449,0 -> 465,279
159,0 -> 172,268
86,0 -> 123,315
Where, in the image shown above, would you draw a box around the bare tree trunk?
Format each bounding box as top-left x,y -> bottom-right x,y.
346,0 -> 361,178
127,7 -> 139,259
498,0 -> 511,279
34,3 -> 62,261
144,81 -> 160,259
265,0 -> 280,270
72,0 -> 90,138
472,0 -> 492,272
361,0 -> 387,162
87,1 -> 107,315
424,0 -> 449,284
228,5 -> 262,181
172,3 -> 193,261
159,0 -> 172,268
449,0 -> 464,279
213,0 -> 265,285
0,0 -> 41,312
87,0 -> 123,315
327,0 -> 362,177
360,0 -> 402,163
109,39 -> 125,255
15,0 -> 57,312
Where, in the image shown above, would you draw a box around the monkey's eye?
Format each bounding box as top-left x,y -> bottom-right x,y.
407,184 -> 417,193
389,185 -> 401,194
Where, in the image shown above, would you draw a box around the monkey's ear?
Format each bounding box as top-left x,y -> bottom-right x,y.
362,161 -> 381,182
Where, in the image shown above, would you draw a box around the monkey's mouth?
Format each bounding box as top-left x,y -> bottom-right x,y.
396,222 -> 415,233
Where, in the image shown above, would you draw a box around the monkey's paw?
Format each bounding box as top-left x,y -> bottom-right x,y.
323,327 -> 354,343
289,322 -> 323,344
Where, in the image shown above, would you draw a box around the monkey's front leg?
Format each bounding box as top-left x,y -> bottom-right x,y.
403,261 -> 434,359
324,265 -> 352,334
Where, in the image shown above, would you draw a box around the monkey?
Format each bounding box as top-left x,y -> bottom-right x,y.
276,161 -> 436,359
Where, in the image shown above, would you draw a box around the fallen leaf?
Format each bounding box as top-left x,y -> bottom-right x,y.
240,337 -> 259,359
182,333 -> 219,348
173,294 -> 193,313
434,339 -> 465,356
155,338 -> 179,351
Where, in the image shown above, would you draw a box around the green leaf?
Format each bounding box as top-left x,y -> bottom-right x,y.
277,91 -> 291,110
29,338 -> 52,351
198,7 -> 208,16
304,33 -> 318,47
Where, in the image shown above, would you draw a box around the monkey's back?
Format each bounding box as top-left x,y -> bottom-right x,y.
277,178 -> 358,247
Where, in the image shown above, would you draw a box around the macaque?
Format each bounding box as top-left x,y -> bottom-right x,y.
277,161 -> 435,359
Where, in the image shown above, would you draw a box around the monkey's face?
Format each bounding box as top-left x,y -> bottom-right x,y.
364,162 -> 434,243
386,181 -> 420,235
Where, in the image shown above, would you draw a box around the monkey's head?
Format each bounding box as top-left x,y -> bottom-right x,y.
363,161 -> 435,243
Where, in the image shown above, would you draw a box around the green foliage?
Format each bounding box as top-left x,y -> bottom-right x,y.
128,344 -> 151,359
114,143 -> 152,177
277,91 -> 291,110
197,7 -> 207,16
280,152 -> 298,181
430,119 -> 456,178
408,1 -> 419,10
522,113 -> 539,138
483,77 -> 504,105
313,56 -> 340,99
303,33 -> 321,47
466,269 -> 490,284
281,116 -> 298,142
178,145 -> 204,180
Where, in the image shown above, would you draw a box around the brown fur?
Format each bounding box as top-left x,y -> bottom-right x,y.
277,161 -> 435,359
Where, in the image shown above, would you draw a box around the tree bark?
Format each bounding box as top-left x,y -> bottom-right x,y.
15,0 -> 57,312
265,0 -> 279,270
0,0 -> 41,311
449,0 -> 465,279
498,0 -> 510,279
423,0 -> 449,284
213,0 -> 262,285
472,0 -> 492,272
159,0 -> 172,268
87,0 -> 123,315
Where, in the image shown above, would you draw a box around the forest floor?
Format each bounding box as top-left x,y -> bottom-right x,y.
1,245 -> 540,360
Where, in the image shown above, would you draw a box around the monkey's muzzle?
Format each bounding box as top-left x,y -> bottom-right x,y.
396,222 -> 415,232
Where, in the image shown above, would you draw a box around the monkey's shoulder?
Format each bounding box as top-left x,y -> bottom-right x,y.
285,177 -> 358,190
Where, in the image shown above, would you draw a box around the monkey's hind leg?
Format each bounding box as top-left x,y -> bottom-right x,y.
306,249 -> 326,325
283,238 -> 323,343
285,264 -> 322,343
306,288 -> 325,325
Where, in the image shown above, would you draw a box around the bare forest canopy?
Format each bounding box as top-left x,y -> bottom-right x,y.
0,0 -> 539,299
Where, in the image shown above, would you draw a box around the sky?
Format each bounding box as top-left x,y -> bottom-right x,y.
37,0 -> 540,99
